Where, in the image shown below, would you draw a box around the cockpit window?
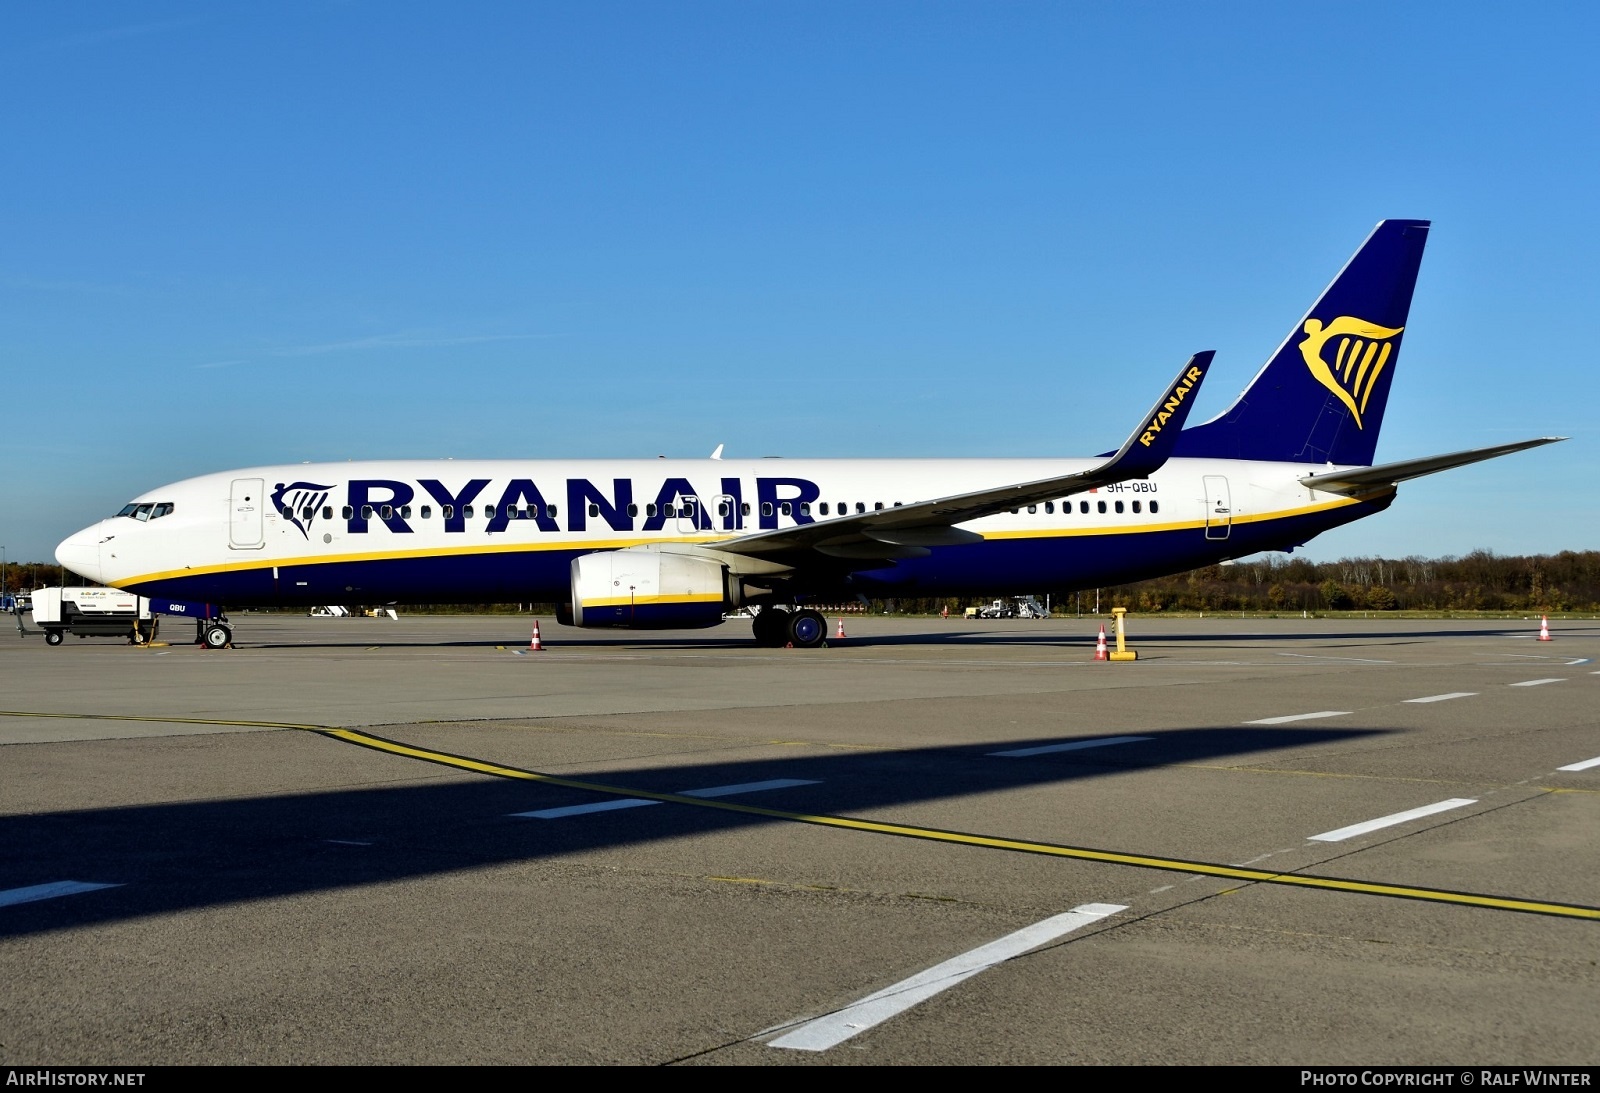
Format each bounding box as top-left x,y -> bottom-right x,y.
118,501 -> 176,520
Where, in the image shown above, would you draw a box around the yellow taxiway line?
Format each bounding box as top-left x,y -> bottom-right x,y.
4,710 -> 1595,921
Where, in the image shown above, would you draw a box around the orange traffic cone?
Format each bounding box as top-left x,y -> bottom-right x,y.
836,617 -> 847,639
1538,615 -> 1552,642
1094,624 -> 1108,661
529,620 -> 544,651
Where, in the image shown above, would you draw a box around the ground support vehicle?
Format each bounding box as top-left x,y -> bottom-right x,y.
31,587 -> 232,648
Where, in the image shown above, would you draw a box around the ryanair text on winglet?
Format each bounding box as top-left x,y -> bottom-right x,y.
1137,364 -> 1205,447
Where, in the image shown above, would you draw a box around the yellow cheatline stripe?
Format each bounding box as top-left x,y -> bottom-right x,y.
321,724 -> 1597,922
111,496 -> 1378,586
12,710 -> 1581,920
583,593 -> 724,608
112,533 -> 726,585
983,495 -> 1370,542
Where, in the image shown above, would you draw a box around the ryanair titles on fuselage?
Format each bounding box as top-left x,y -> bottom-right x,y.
274,475 -> 826,539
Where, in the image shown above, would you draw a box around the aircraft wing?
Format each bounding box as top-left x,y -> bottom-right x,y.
710,351 -> 1213,561
1298,437 -> 1566,496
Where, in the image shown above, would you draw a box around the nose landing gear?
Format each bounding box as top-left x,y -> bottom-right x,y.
196,618 -> 233,649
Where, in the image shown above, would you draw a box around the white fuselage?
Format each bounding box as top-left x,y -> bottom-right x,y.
57,456 -> 1379,608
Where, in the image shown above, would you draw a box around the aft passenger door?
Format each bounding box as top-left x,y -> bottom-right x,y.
230,477 -> 266,549
1203,475 -> 1232,540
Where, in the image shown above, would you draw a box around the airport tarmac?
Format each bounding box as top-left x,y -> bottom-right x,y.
2,612 -> 1596,1065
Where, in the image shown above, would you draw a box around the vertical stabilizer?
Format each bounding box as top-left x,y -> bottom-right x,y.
1173,219 -> 1430,466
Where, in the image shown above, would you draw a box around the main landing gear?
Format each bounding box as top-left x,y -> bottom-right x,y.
751,606 -> 827,649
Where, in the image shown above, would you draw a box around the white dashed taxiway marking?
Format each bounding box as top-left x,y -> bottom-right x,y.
0,881 -> 121,908
1277,653 -> 1393,663
510,778 -> 821,819
1308,798 -> 1478,843
988,735 -> 1152,757
767,902 -> 1127,1051
1510,679 -> 1564,687
1404,693 -> 1477,704
1556,756 -> 1600,773
1244,711 -> 1350,725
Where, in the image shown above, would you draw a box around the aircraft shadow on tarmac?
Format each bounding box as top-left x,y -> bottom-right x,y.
0,724 -> 1388,939
224,622 -> 1585,652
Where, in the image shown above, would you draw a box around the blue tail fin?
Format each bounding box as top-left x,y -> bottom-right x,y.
1173,219 -> 1430,465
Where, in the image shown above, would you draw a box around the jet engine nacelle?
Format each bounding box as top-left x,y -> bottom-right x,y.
570,547 -> 732,629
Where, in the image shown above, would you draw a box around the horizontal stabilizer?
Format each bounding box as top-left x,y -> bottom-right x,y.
1299,437 -> 1566,495
712,352 -> 1213,560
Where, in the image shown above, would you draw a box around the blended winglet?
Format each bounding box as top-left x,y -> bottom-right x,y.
1103,351 -> 1214,479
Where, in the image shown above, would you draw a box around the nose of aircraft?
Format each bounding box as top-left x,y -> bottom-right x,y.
55,524 -> 106,585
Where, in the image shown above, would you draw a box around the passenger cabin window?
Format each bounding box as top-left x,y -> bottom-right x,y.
856,503 -> 865,514
819,502 -> 829,515
1028,504 -> 1037,514
322,506 -> 333,520
761,503 -> 774,517
741,502 -> 751,516
462,505 -> 474,519
380,505 -> 393,520
1045,502 -> 1054,514
547,504 -> 557,518
646,504 -> 658,517
342,506 -> 354,519
1150,501 -> 1160,514
401,505 -> 412,519
589,504 -> 600,517
718,502 -> 730,517
1114,501 -> 1123,514
1132,501 -> 1141,513
443,505 -> 454,519
1079,501 -> 1089,514
799,502 -> 810,515
1097,501 -> 1107,514
361,505 -> 374,519
663,504 -> 676,517
484,505 -> 497,520
627,504 -> 639,517
780,502 -> 792,516
420,505 -> 432,519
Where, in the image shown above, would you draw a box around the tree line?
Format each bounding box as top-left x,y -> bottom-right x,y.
880,549 -> 1600,616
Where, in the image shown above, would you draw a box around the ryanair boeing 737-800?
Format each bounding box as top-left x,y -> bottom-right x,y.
54,220 -> 1560,648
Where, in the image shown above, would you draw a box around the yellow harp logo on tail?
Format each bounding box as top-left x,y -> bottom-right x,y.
1297,316 -> 1404,429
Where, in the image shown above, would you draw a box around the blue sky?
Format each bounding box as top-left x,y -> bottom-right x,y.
3,2 -> 1596,565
